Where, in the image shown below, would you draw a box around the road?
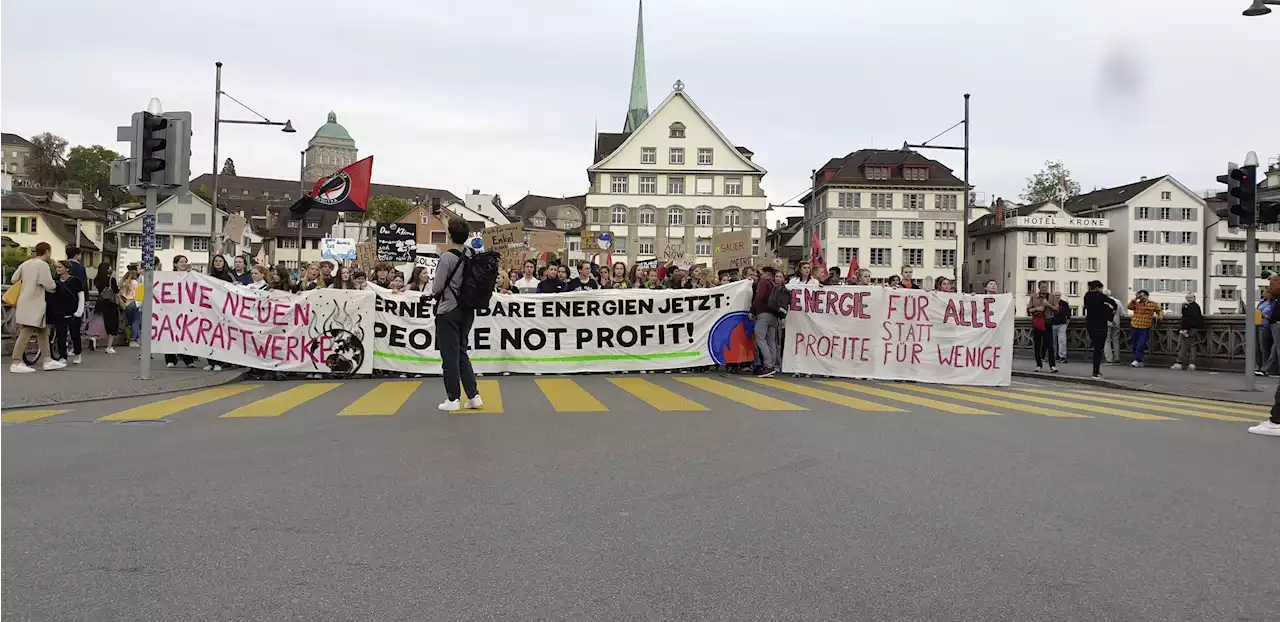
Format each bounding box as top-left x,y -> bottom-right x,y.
3,374 -> 1277,621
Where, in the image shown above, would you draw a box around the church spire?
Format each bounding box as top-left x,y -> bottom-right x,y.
623,0 -> 649,133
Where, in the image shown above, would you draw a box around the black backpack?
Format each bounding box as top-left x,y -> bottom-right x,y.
443,248 -> 499,312
767,282 -> 791,315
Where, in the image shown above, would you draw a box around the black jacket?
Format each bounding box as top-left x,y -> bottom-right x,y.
1179,302 -> 1205,330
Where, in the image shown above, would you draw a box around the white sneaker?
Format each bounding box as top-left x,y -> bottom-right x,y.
203,364 -> 213,371
1188,364 -> 1196,371
128,340 -> 140,348
105,346 -> 116,354
1034,366 -> 1043,373
438,399 -> 461,412
43,359 -> 67,371
1130,360 -> 1140,367
1091,374 -> 1103,380
72,354 -> 82,364
1170,363 -> 1182,370
464,395 -> 484,410
166,362 -> 175,368
1247,421 -> 1280,437
213,365 -> 223,372
10,362 -> 35,373
56,358 -> 67,365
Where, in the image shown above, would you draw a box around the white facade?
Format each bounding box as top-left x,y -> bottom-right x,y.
1205,164 -> 1280,314
585,84 -> 769,266
107,195 -> 254,276
968,202 -> 1112,313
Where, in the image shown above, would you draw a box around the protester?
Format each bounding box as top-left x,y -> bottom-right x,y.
319,261 -> 336,286
432,217 -> 482,412
9,242 -> 63,373
119,271 -> 141,347
1127,290 -> 1163,367
331,266 -> 356,290
751,266 -> 780,378
853,268 -> 872,286
644,271 -> 661,289
611,262 -> 628,288
824,266 -> 843,285
373,264 -> 392,288
1173,292 -> 1204,372
297,263 -> 324,291
598,272 -> 613,289
209,254 -> 235,283
1258,288 -> 1280,377
887,275 -> 902,288
49,260 -> 85,365
1102,288 -> 1123,364
536,266 -> 564,293
662,266 -> 689,289
274,265 -> 295,293
232,256 -> 253,285
983,279 -> 999,294
900,266 -> 917,289
1027,287 -> 1058,373
65,246 -> 88,288
565,262 -> 599,292
495,271 -> 512,294
164,255 -> 198,368
408,266 -> 431,292
1050,292 -> 1069,363
790,261 -> 820,286
352,271 -> 369,290
1083,280 -> 1117,380
769,269 -> 790,367
935,277 -> 955,293
91,261 -> 120,354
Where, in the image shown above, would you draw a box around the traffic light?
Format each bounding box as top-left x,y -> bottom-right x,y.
1232,164 -> 1258,226
1218,161 -> 1248,227
139,111 -> 168,184
1261,201 -> 1280,226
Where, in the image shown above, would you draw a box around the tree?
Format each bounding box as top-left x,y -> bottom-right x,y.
1020,160 -> 1081,205
27,132 -> 69,187
193,185 -> 212,202
221,158 -> 236,176
365,195 -> 415,223
65,145 -> 120,197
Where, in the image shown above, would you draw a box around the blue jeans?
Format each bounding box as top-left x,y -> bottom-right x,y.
1130,327 -> 1150,362
125,302 -> 142,341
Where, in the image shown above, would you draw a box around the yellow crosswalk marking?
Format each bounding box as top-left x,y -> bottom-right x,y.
1065,389 -> 1269,418
2,409 -> 69,423
952,386 -> 1173,420
610,378 -> 708,411
99,385 -> 262,421
676,377 -> 808,411
817,381 -> 997,415
893,384 -> 1091,418
453,379 -> 503,414
748,378 -> 905,412
220,383 -> 341,418
536,379 -> 609,412
339,381 -> 421,416
1016,387 -> 1258,423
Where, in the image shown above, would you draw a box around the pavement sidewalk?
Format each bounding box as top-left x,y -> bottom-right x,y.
0,344 -> 245,409
1013,356 -> 1275,406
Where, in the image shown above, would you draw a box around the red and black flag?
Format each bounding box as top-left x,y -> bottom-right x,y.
289,156 -> 374,216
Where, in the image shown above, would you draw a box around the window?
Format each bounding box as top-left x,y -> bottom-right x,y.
1179,231 -> 1197,245
1025,231 -> 1038,245
1182,279 -> 1197,293
838,220 -> 858,237
1137,207 -> 1151,219
870,248 -> 891,266
1157,255 -> 1173,269
985,239 -> 992,250
1159,231 -> 1174,244
638,176 -> 656,194
903,167 -> 929,181
1067,257 -> 1080,271
870,220 -> 892,238
1218,262 -> 1243,277
903,221 -> 924,238
904,193 -> 924,209
1044,257 -> 1057,271
1026,280 -> 1038,295
1161,191 -> 1172,200
190,213 -> 206,226
0,216 -> 14,232
752,211 -> 760,226
697,148 -> 713,165
1134,231 -> 1152,244
639,240 -> 655,255
1026,256 -> 1038,270
668,207 -> 684,226
157,213 -> 173,225
190,237 -> 209,252
241,189 -> 249,196
838,192 -> 859,208
668,176 -> 685,195
669,148 -> 684,165
934,195 -> 958,210
641,147 -> 656,164
725,178 -> 742,196
695,238 -> 711,256
279,237 -> 299,249
1087,257 -> 1099,272
286,220 -> 299,229
430,231 -> 447,244
611,175 -> 628,194
1068,232 -> 1080,246
306,221 -> 319,229
935,249 -> 956,268
127,234 -> 142,248
870,193 -> 893,209
751,240 -> 759,256
1087,233 -> 1099,246
1159,207 -> 1172,220
1179,255 -> 1196,269
1044,231 -> 1056,245
724,209 -> 741,228
695,208 -> 711,226
611,206 -> 627,225
1225,241 -> 1246,252
1134,255 -> 1152,268
1180,208 -> 1194,221
865,166 -> 890,180
613,236 -> 627,252
902,248 -> 924,267
838,247 -> 858,264
820,221 -> 827,240
669,123 -> 685,139
567,238 -> 582,252
1069,281 -> 1080,296
639,208 -> 655,225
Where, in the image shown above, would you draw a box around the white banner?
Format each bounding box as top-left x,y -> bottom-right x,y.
373,281 -> 756,374
781,286 -> 1015,386
148,272 -> 376,375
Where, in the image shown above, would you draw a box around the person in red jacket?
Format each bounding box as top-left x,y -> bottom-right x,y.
751,267 -> 779,378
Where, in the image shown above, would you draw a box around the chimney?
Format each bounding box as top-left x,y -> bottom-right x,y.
471,189 -> 480,195
67,191 -> 84,211
1139,176 -> 1148,181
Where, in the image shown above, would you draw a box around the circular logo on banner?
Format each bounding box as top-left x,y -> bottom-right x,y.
313,172 -> 352,206
597,232 -> 613,251
468,237 -> 485,252
707,311 -> 756,365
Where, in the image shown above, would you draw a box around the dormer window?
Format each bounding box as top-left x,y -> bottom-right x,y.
903,166 -> 929,181
865,166 -> 890,180
669,122 -> 686,139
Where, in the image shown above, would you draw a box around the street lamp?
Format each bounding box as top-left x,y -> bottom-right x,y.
904,93 -> 970,291
1243,1 -> 1277,16
207,61 -> 296,267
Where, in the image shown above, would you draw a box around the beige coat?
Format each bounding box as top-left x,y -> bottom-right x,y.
10,257 -> 55,328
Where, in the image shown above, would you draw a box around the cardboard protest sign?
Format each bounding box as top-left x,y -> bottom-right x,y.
712,230 -> 751,272
322,238 -> 358,261
483,223 -> 524,250
528,231 -> 565,253
376,222 -> 417,262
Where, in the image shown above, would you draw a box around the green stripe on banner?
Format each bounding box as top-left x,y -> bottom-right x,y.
373,350 -> 702,364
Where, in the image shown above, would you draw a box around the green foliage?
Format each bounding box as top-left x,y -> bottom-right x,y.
65,145 -> 120,197
193,185 -> 212,202
365,195 -> 415,223
2,248 -> 31,282
28,132 -> 69,186
1020,160 -> 1082,205
221,158 -> 236,176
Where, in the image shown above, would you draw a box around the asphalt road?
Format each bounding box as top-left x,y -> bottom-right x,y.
3,374 -> 1276,621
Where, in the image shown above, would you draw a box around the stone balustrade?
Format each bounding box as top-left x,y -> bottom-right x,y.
1014,315 -> 1251,370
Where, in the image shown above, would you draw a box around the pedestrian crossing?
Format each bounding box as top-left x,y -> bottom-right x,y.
1,377 -> 1268,426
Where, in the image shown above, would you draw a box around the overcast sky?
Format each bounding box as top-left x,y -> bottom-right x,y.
3,0 -> 1276,224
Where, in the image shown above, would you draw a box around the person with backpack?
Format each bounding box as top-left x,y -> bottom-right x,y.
767,270 -> 791,368
432,218 -> 497,412
751,266 -> 780,378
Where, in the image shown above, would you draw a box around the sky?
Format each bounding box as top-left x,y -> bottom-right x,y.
3,0 -> 1277,226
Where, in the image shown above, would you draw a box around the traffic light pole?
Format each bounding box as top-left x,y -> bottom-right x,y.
140,186 -> 158,381
1245,223 -> 1257,391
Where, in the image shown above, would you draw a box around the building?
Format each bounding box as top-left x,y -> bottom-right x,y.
507,194 -> 588,261
106,194 -> 256,275
765,216 -> 804,271
1063,175 -> 1205,313
582,4 -> 769,267
798,148 -> 966,287
303,112 -> 357,185
1,190 -> 111,270
967,201 -> 1112,313
2,133 -> 33,183
1203,158 -> 1280,314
